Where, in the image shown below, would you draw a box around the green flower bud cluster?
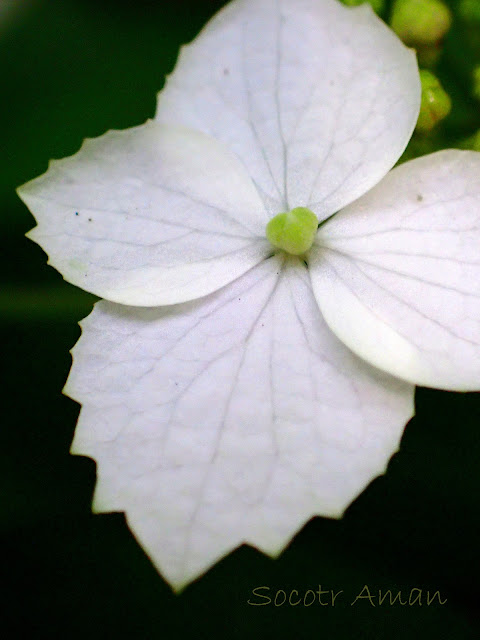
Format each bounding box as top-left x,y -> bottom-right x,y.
390,0 -> 452,67
416,70 -> 451,133
390,0 -> 452,45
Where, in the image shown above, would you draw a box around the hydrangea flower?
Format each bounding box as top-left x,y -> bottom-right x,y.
17,0 -> 480,591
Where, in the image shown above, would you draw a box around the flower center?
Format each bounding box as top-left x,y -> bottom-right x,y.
266,207 -> 318,256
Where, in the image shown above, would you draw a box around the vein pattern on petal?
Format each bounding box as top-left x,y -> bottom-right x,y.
66,255 -> 413,590
156,0 -> 420,219
312,150 -> 480,390
19,121 -> 270,306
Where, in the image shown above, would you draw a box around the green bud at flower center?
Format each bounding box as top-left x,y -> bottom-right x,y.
266,207 -> 318,256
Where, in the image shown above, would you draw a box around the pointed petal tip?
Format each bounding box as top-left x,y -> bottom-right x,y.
162,570 -> 203,595
16,182 -> 27,199
91,493 -> 114,515
61,381 -> 72,398
24,225 -> 38,241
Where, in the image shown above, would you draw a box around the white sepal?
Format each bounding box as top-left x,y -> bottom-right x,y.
312,150 -> 480,390
19,121 -> 270,306
156,0 -> 420,219
67,256 -> 413,590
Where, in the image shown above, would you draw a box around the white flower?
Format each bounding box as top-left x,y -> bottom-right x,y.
17,0 -> 480,591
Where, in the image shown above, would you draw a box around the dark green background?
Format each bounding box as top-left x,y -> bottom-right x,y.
1,0 -> 479,637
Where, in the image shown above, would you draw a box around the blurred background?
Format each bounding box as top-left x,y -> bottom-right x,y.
1,0 -> 479,637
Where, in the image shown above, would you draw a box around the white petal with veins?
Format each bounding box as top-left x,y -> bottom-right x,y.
19,121 -> 270,306
311,150 -> 480,390
156,0 -> 420,219
66,256 -> 413,590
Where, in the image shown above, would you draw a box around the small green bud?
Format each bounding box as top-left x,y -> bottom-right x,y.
416,70 -> 451,133
473,66 -> 480,101
390,0 -> 452,46
266,207 -> 318,256
459,0 -> 480,23
340,0 -> 385,14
